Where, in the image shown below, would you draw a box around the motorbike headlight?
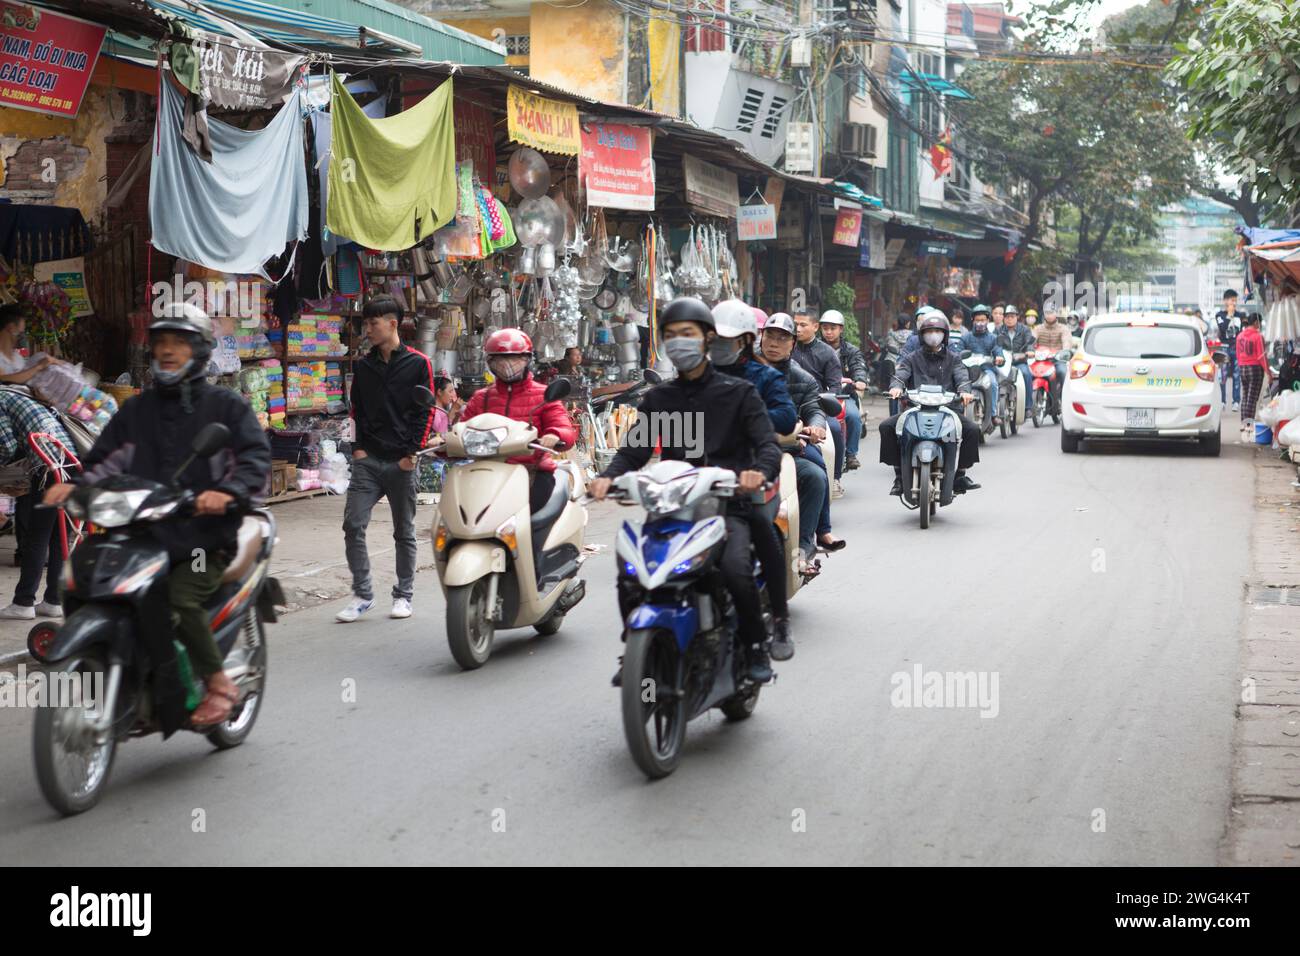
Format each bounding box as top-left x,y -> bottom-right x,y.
88,490 -> 151,528
668,551 -> 709,577
136,498 -> 182,522
462,426 -> 507,457
637,474 -> 695,516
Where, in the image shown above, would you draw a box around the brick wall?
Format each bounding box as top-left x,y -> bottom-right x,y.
0,138 -> 89,200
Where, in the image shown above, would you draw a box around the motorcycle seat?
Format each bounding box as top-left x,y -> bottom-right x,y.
531,467 -> 571,533
221,515 -> 269,583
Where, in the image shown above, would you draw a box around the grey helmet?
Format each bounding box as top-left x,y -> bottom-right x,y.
150,301 -> 216,362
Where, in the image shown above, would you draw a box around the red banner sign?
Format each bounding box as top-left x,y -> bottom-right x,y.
833,208 -> 863,247
453,97 -> 497,182
580,121 -> 655,212
0,3 -> 105,117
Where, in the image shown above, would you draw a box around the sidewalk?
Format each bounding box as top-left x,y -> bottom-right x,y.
1224,431 -> 1300,864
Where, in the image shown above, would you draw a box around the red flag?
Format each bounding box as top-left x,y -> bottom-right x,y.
929,127 -> 952,177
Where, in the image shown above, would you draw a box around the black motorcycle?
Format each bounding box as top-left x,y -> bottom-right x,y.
29,423 -> 283,815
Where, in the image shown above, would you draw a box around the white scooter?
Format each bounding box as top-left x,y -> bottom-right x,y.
961,351 -> 998,443
996,350 -> 1026,437
421,380 -> 588,670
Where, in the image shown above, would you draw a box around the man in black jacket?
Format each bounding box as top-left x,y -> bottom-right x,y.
45,303 -> 272,729
338,295 -> 435,624
819,309 -> 868,470
790,311 -> 848,490
880,312 -> 981,494
590,297 -> 782,682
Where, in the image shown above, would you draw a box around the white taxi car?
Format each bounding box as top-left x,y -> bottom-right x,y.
1060,312 -> 1225,456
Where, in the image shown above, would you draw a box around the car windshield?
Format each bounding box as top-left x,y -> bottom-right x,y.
1084,325 -> 1200,359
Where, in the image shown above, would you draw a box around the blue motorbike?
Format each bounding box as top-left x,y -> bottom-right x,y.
896,384 -> 964,529
607,461 -> 769,778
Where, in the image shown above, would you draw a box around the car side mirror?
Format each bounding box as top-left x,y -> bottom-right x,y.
413,385 -> 435,408
191,423 -> 231,459
543,377 -> 572,403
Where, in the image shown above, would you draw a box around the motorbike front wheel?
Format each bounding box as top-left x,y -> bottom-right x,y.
1032,389 -> 1046,427
918,460 -> 932,529
999,392 -> 1010,438
33,652 -> 117,816
446,579 -> 496,670
621,628 -> 687,779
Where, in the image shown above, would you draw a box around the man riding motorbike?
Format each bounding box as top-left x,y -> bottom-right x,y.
996,304 -> 1035,412
960,304 -> 1007,426
1032,306 -> 1073,404
460,328 -> 577,514
43,303 -> 272,729
590,297 -> 783,683
819,309 -> 867,471
709,299 -> 797,660
880,312 -> 982,495
791,312 -> 846,491
901,307 -> 964,358
758,312 -> 845,562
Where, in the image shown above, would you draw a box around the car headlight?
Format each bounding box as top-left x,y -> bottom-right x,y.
638,474 -> 695,516
463,426 -> 506,457
88,490 -> 151,528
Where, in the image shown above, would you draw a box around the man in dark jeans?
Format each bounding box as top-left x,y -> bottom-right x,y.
338,295 -> 435,623
1216,288 -> 1242,411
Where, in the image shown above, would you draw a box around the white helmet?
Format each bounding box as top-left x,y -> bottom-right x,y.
765,312 -> 797,336
820,309 -> 845,326
711,299 -> 758,339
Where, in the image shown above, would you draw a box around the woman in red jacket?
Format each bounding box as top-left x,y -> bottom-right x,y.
461,329 -> 577,512
1236,313 -> 1272,432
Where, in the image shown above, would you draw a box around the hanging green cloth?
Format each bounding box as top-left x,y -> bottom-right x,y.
326,71 -> 457,252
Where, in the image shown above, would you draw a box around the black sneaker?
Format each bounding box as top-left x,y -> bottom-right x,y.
746,643 -> 774,683
954,473 -> 981,492
889,476 -> 903,496
770,616 -> 794,661
611,656 -> 623,687
845,453 -> 860,471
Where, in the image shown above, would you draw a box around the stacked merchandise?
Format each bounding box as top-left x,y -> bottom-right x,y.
286,361 -> 328,411
238,364 -> 270,429
325,362 -> 344,412
264,359 -> 286,429
290,314 -> 346,357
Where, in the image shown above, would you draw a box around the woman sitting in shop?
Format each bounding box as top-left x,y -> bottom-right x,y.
0,303 -> 60,385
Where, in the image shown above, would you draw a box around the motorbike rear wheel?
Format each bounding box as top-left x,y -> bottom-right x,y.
446,579 -> 495,670
621,629 -> 687,779
918,461 -> 932,529
208,606 -> 268,750
33,652 -> 117,816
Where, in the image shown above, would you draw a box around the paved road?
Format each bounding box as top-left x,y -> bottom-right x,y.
0,417 -> 1254,864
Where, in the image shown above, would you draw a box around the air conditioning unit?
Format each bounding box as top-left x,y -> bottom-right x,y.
840,122 -> 877,158
785,121 -> 815,173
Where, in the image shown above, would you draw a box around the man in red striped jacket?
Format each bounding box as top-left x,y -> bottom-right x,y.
338,295 -> 435,623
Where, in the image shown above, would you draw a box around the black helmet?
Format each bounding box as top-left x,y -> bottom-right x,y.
971,303 -> 991,319
658,296 -> 715,334
916,313 -> 949,348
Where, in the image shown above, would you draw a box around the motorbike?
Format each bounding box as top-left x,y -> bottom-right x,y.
1029,348 -> 1072,427
997,349 -> 1027,437
607,462 -> 771,778
424,379 -> 589,670
29,423 -> 283,815
774,395 -> 844,595
895,385 -> 964,530
961,351 -> 998,443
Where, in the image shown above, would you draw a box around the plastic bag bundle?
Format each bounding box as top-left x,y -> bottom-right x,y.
1277,418 -> 1300,447
1267,296 -> 1300,344
319,451 -> 350,495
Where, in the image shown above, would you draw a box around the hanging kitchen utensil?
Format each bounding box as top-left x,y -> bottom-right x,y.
594,285 -> 617,310
517,245 -> 537,276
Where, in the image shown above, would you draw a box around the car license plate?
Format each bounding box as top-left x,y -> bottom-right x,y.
1127,407 -> 1155,429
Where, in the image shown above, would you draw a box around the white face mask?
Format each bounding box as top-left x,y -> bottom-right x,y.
922,330 -> 945,348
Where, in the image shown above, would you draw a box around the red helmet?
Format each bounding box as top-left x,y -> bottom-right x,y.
484,328 -> 533,355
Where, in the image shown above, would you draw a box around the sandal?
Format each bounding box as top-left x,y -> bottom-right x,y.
189,675 -> 239,728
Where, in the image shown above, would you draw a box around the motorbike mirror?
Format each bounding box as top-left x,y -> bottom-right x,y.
412,385 -> 435,408
1211,351 -> 1228,366
643,368 -> 664,385
818,394 -> 843,417
191,423 -> 231,459
543,377 -> 573,403
960,350 -> 973,360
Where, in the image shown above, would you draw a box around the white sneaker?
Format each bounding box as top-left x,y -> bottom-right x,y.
1232,402 -> 1239,412
0,603 -> 35,620
831,479 -> 844,500
335,597 -> 374,623
390,598 -> 412,619
35,602 -> 62,618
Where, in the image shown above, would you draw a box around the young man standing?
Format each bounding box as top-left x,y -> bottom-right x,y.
337,296 -> 435,623
1215,288 -> 1242,411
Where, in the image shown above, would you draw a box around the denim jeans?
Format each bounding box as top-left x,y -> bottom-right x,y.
1220,355 -> 1240,404
342,455 -> 418,602
844,398 -> 862,457
976,369 -> 999,420
829,419 -> 844,479
1012,363 -> 1031,410
801,444 -> 833,539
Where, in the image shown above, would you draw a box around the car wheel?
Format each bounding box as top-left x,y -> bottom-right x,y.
1061,430 -> 1081,454
1200,428 -> 1221,457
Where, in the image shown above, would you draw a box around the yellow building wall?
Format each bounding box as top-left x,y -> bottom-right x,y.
528,1 -> 626,103
438,14 -> 531,71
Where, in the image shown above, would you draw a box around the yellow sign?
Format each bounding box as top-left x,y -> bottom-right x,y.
507,85 -> 580,156
1085,373 -> 1194,392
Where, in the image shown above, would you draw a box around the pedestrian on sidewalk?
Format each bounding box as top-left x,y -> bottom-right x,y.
1236,313 -> 1271,440
1216,288 -> 1243,411
337,296 -> 435,623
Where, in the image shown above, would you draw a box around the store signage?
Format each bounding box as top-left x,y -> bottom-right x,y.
454,98 -> 498,181
737,203 -> 776,241
507,84 -> 580,155
185,29 -> 305,111
683,154 -> 739,218
0,3 -> 105,117
942,266 -> 981,297
918,240 -> 957,259
33,255 -> 91,316
833,208 -> 863,247
579,121 -> 655,211
859,220 -> 885,269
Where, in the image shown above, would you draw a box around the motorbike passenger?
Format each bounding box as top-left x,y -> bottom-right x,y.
1032,306 -> 1072,403
960,304 -> 1006,426
996,305 -> 1035,413
43,303 -> 272,730
791,312 -> 846,489
590,297 -> 783,683
757,312 -> 844,562
880,312 -> 982,495
818,309 -> 867,471
460,329 -> 577,514
709,299 -> 797,660
991,303 -> 1005,330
